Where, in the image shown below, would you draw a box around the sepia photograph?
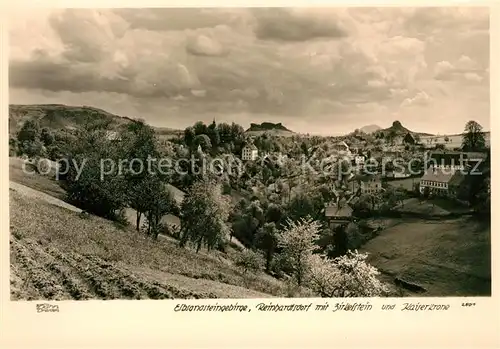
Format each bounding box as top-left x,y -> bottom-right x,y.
7,6 -> 491,302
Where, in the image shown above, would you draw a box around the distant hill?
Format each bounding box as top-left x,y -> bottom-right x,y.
359,124 -> 382,134
245,122 -> 294,136
8,104 -> 182,136
375,120 -> 433,137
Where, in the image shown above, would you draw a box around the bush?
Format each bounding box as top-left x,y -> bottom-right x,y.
235,249 -> 264,274
269,252 -> 294,278
307,250 -> 389,297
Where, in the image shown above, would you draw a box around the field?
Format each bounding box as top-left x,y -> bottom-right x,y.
394,197 -> 471,216
420,132 -> 491,149
9,157 -> 66,201
9,157 -> 287,300
386,177 -> 416,191
361,217 -> 491,296
10,189 -> 286,300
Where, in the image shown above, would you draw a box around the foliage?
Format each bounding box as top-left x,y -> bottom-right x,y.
17,119 -> 40,144
179,180 -> 231,252
231,200 -> 265,247
142,179 -> 178,239
64,129 -> 128,220
41,127 -> 55,146
462,120 -> 486,152
194,134 -> 212,152
183,127 -> 196,147
278,217 -> 321,286
17,120 -> 45,159
19,139 -> 46,160
308,250 -> 389,297
120,119 -> 175,235
235,249 -> 264,274
255,222 -> 279,272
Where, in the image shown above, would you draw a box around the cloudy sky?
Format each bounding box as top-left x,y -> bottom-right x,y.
9,7 -> 490,135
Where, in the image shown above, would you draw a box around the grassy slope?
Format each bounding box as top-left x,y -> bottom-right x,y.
9,104 -> 182,136
10,190 -> 285,300
9,157 -> 67,201
361,217 -> 491,296
9,157 -> 285,300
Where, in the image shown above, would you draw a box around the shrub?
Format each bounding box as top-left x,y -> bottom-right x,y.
235,249 -> 264,274
308,250 -> 389,297
269,252 -> 294,278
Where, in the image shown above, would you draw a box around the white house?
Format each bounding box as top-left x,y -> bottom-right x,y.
354,155 -> 365,171
242,144 -> 258,161
419,168 -> 464,196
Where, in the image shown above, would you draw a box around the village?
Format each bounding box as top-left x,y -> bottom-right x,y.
233,121 -> 490,231
7,6 -> 491,303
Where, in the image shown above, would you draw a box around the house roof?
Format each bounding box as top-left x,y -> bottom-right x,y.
325,202 -> 353,218
448,173 -> 465,187
403,133 -> 415,142
358,174 -> 382,183
462,152 -> 488,160
243,143 -> 258,150
420,168 -> 457,183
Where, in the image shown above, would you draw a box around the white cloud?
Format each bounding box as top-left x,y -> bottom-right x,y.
400,91 -> 431,108
8,7 -> 490,134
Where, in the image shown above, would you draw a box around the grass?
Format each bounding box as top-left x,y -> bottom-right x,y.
10,190 -> 289,300
395,197 -> 471,216
9,157 -> 66,201
10,156 -> 275,300
386,177 -> 416,191
360,217 -> 491,296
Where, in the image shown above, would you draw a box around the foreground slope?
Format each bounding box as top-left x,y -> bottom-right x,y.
361,217 -> 491,296
10,189 -> 282,300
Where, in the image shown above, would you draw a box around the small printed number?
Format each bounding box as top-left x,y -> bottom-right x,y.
461,303 -> 476,307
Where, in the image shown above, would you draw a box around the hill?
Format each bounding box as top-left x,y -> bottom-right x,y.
375,120 -> 433,138
359,124 -> 382,134
245,122 -> 294,136
361,216 -> 490,296
9,156 -> 291,300
8,104 -> 182,137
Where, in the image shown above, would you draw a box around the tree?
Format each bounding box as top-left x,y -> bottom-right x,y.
17,120 -> 44,159
462,120 -> 486,152
193,121 -> 208,136
217,122 -> 233,146
207,120 -> 220,149
40,127 -> 55,146
142,180 -> 178,239
278,217 -> 321,286
422,186 -> 430,199
64,129 -> 128,220
255,222 -> 279,272
332,224 -> 348,257
308,250 -> 388,297
235,249 -> 264,275
300,142 -> 309,156
17,120 -> 40,144
179,180 -> 231,252
121,120 -> 166,232
183,127 -> 196,147
231,200 -> 265,246
194,134 -> 212,152
20,139 -> 45,160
